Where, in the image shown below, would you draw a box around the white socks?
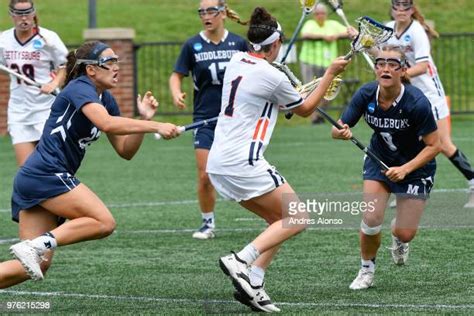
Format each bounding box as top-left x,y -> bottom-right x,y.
249,265 -> 265,287
31,232 -> 57,252
237,243 -> 260,265
202,212 -> 215,228
469,178 -> 474,189
361,258 -> 375,272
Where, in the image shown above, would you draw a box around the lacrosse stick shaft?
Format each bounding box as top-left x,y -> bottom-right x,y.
316,108 -> 389,170
154,116 -> 218,140
280,11 -> 306,64
280,0 -> 317,63
0,64 -> 59,96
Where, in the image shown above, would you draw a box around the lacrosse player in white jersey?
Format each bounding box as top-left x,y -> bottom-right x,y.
386,0 -> 474,208
0,0 -> 68,166
207,7 -> 349,312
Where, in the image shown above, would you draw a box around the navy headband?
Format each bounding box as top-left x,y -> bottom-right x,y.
86,42 -> 110,60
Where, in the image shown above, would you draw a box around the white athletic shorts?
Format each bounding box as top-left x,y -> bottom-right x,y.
8,122 -> 45,145
208,167 -> 286,202
428,94 -> 450,120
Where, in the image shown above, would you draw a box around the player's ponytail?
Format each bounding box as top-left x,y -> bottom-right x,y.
411,5 -> 439,40
219,0 -> 248,25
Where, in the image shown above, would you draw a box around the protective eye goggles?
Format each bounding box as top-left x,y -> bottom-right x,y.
197,6 -> 224,17
9,6 -> 36,16
76,55 -> 120,70
374,58 -> 405,70
391,0 -> 413,11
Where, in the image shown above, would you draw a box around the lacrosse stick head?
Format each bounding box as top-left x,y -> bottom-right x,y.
325,0 -> 343,10
298,76 -> 343,100
351,16 -> 393,53
299,0 -> 317,14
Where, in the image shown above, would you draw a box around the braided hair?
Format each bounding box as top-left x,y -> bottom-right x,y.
218,0 -> 248,25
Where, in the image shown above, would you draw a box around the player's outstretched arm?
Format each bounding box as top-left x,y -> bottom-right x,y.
82,101 -> 179,159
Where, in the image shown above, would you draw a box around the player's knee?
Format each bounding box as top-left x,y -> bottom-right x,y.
99,216 -> 116,237
360,220 -> 382,236
394,228 -> 417,243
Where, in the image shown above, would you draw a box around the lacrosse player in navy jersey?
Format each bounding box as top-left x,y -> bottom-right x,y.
169,0 -> 248,239
385,0 -> 474,208
0,41 -> 179,288
332,45 -> 441,290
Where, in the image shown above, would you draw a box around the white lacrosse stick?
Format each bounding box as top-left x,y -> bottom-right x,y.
326,0 -> 379,69
154,117 -> 218,140
344,16 -> 393,61
271,62 -> 343,120
0,64 -> 59,96
280,0 -> 317,63
272,62 -> 342,101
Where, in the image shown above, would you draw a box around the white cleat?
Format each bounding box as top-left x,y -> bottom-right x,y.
220,253 -> 280,312
232,279 -> 281,313
390,234 -> 409,265
10,240 -> 45,281
192,224 -> 215,240
464,187 -> 474,208
219,252 -> 248,281
349,268 -> 374,290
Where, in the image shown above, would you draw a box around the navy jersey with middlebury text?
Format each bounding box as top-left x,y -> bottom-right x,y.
22,75 -> 120,176
341,81 -> 437,181
174,30 -> 247,121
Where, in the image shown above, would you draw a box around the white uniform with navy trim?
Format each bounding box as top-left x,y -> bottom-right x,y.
0,27 -> 68,142
207,52 -> 303,201
386,20 -> 449,120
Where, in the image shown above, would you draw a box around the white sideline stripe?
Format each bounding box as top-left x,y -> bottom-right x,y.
1,224 -> 472,243
0,187 -> 469,213
122,224 -> 474,234
0,290 -> 472,310
0,238 -> 19,244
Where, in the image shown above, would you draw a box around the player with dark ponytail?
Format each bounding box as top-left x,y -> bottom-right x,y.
208,7 -> 349,312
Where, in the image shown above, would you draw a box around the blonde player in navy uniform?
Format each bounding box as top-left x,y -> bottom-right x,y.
0,0 -> 68,166
0,41 -> 179,288
169,0 -> 248,240
386,0 -> 474,208
332,45 -> 441,290
207,7 -> 349,312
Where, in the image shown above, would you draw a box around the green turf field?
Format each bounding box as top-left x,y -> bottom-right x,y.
0,116 -> 473,314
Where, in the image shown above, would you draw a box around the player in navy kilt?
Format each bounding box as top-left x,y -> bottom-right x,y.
332,45 -> 441,290
169,0 -> 248,239
0,41 -> 179,288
